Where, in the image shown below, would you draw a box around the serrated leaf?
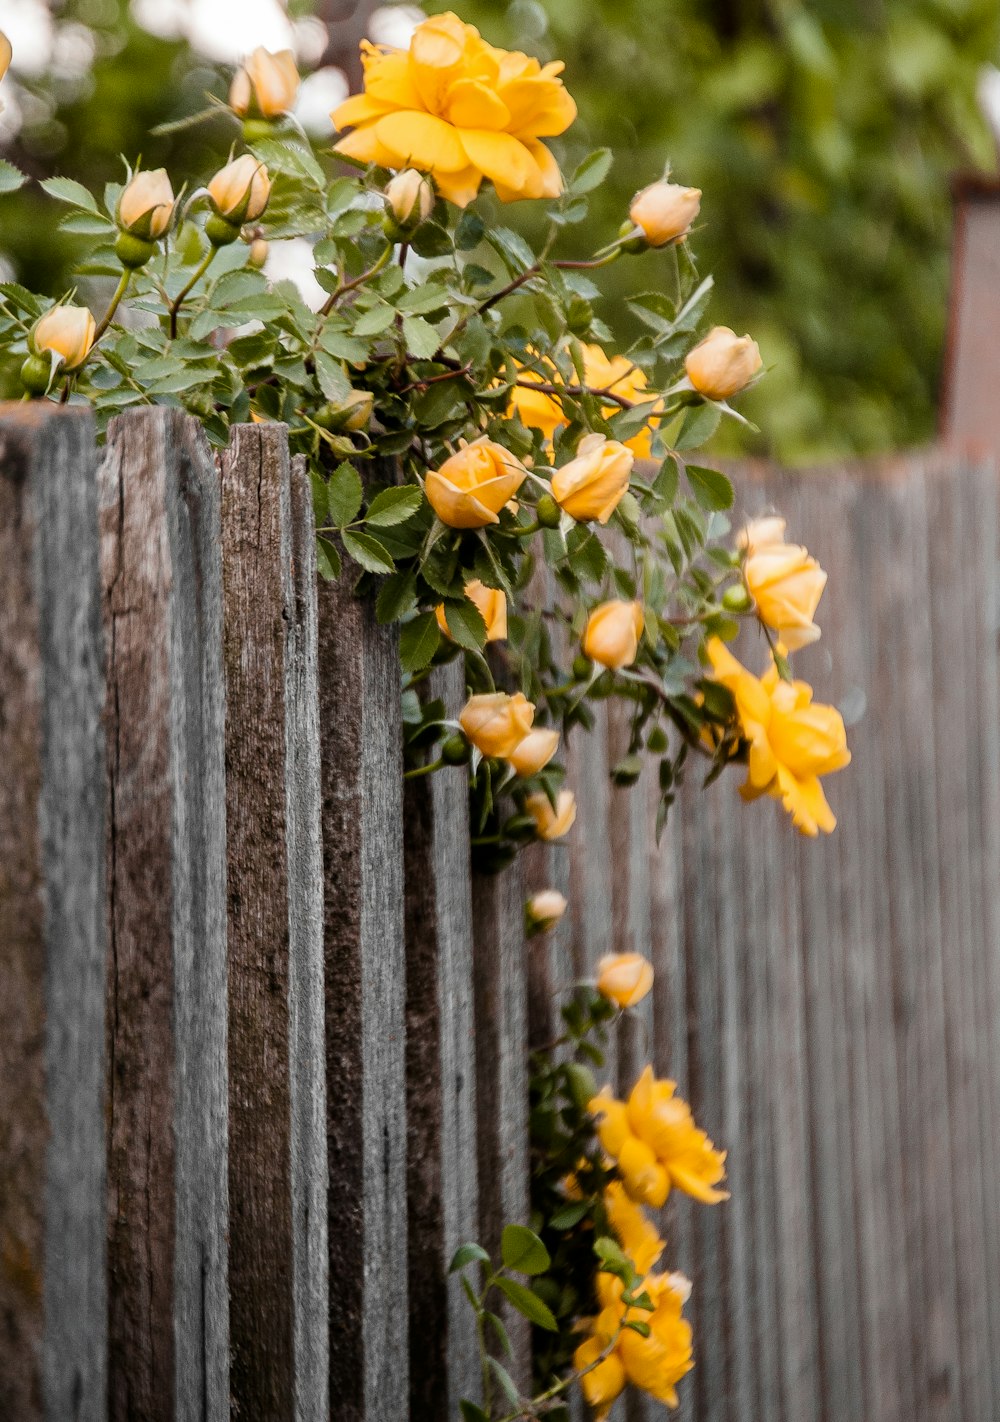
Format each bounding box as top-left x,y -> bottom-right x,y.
211,269 -> 268,307
449,1241 -> 491,1273
501,1224 -> 550,1276
341,529 -> 395,573
494,1277 -> 557,1331
0,159 -> 27,194
686,464 -> 734,511
488,226 -> 536,275
675,401 -> 721,450
315,351 -> 352,404
653,455 -> 680,505
59,212 -> 116,235
402,315 -> 441,359
326,461 -> 364,527
570,147 -> 613,194
440,597 -> 487,651
0,282 -> 43,316
40,176 -> 100,213
399,612 -> 442,672
397,284 -> 449,315
352,302 -> 397,337
315,536 -> 341,581
365,485 -> 423,527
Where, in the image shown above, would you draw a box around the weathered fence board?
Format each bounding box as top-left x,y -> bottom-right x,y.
0,406 -> 107,1422
100,408 -> 229,1421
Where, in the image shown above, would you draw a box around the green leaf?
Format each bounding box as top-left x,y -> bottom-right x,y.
459,1402 -> 490,1422
365,485 -> 423,527
399,612 -> 442,672
40,176 -> 100,213
375,569 -> 418,625
352,302 -> 397,337
494,1277 -> 558,1332
326,461 -> 364,527
440,597 -> 487,652
548,1200 -> 591,1230
675,401 -> 721,450
570,148 -> 613,194
315,351 -> 352,405
488,226 -> 536,275
59,211 -> 115,235
0,159 -> 26,194
449,1241 -> 491,1273
0,282 -> 43,316
501,1224 -> 551,1276
341,529 -> 395,573
487,1358 -> 520,1406
653,455 -> 680,505
686,464 -> 734,511
402,315 -> 441,359
315,536 -> 341,581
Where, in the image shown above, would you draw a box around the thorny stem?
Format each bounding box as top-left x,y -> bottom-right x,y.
618,667 -> 715,759
169,248 -> 216,338
513,376 -> 637,411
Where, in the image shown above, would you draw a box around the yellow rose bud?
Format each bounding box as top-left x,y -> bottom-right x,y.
506,726 -> 559,777
596,952 -> 654,1008
459,691 -> 534,759
582,600 -> 644,670
248,237 -> 269,268
737,515 -> 787,554
208,155 -> 271,224
229,47 -> 299,119
425,436 -> 528,529
685,325 -> 763,401
385,168 -> 435,231
550,433 -> 633,525
32,303 -> 96,372
118,168 -> 175,240
0,31 -> 12,107
744,541 -> 827,651
435,580 -> 507,643
525,788 -> 577,841
629,179 -> 701,247
525,889 -> 567,935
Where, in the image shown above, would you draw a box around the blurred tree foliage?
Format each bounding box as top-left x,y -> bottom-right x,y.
2,0 -> 997,458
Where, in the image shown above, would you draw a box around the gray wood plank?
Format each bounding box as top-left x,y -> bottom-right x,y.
403,661 -> 481,1417
0,405 -> 108,1422
220,423 -> 327,1421
316,489 -> 408,1422
101,407 -> 229,1422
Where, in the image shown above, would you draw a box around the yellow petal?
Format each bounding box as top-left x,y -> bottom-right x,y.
375,110 -> 470,172
424,470 -> 500,528
444,78 -> 511,130
333,125 -> 399,169
431,164 -> 483,207
458,129 -> 545,198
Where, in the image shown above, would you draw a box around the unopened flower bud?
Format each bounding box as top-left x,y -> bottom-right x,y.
525,889 -> 567,937
629,180 -> 701,248
316,388 -> 374,433
114,232 -> 157,268
229,47 -> 299,119
248,237 -> 269,268
118,168 -> 175,241
722,583 -> 754,614
384,168 -> 435,236
582,600 -> 644,670
441,733 -> 471,766
20,354 -> 53,395
208,154 -> 271,226
535,492 -> 561,529
685,326 -> 763,402
31,303 -> 96,372
0,31 -> 11,117
596,952 -> 654,1008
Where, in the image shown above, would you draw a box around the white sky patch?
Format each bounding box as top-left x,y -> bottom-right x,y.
296,65 -> 349,137
264,237 -> 326,311
368,5 -> 422,50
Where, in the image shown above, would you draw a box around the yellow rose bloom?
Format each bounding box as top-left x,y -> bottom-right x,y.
208,155 -> 271,223
511,343 -> 659,457
629,180 -> 701,247
744,528 -> 827,651
685,325 -> 762,401
583,600 -> 644,670
574,1270 -> 693,1417
118,169 -> 175,240
229,47 -> 300,118
551,433 -> 633,526
425,436 -> 527,528
506,726 -> 560,776
603,1181 -> 664,1276
590,1066 -> 729,1207
436,579 -> 508,642
332,11 -> 576,207
737,515 -> 788,554
706,637 -> 851,835
525,788 -> 577,841
459,691 -> 534,758
596,952 -> 654,1008
32,304 -> 96,371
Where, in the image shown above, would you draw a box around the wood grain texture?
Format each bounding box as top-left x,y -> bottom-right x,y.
101,407 -> 229,1422
0,405 -> 107,1422
404,661 -> 480,1418
220,424 -> 328,1421
316,497 -> 408,1422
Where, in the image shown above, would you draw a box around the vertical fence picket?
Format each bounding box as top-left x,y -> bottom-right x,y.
403,662 -> 480,1417
316,495 -> 408,1422
100,407 -> 229,1420
220,423 -> 328,1421
0,407 -> 107,1422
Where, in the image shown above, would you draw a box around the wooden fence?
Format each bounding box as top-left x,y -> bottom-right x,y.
1,402 -> 998,1422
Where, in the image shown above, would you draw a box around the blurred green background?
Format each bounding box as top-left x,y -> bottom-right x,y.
2,0 -> 998,460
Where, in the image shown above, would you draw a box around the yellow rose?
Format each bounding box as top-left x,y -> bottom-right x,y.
0,31 -> 12,110
685,325 -> 762,401
506,726 -> 559,776
574,1335 -> 626,1419
743,527 -> 827,651
706,637 -> 850,835
525,788 -> 577,841
424,436 -> 527,528
229,47 -> 300,118
459,691 -> 534,758
332,11 -> 576,207
603,1181 -> 664,1276
551,433 -> 633,526
525,888 -> 567,934
511,343 -> 659,458
208,155 -> 271,223
583,600 -> 644,670
248,237 -> 269,269
575,1270 -> 693,1416
32,304 -> 96,371
596,952 -> 654,1008
436,579 -> 507,642
118,169 -> 175,240
385,168 -> 435,229
629,179 -> 701,247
